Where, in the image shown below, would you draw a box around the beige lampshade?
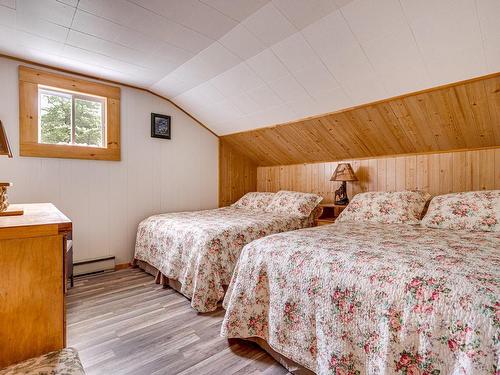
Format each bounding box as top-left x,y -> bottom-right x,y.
0,121 -> 12,158
330,163 -> 358,182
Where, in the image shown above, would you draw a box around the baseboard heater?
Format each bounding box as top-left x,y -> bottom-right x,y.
73,256 -> 115,276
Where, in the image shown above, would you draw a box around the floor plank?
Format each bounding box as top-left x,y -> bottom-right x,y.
67,268 -> 289,375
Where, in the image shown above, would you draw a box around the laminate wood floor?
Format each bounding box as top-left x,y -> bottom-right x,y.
66,268 -> 289,375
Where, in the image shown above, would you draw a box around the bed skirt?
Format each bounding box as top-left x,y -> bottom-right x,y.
242,337 -> 315,375
133,259 -> 228,303
132,259 -> 186,295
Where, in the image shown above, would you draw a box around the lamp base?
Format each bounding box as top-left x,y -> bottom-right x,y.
334,181 -> 349,206
0,182 -> 13,213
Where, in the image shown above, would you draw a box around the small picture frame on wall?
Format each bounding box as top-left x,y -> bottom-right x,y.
151,113 -> 171,139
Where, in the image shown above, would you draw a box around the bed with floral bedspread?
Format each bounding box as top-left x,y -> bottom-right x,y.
134,206 -> 316,312
221,222 -> 500,374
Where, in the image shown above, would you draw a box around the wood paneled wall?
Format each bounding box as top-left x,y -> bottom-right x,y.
257,148 -> 500,203
219,140 -> 257,206
221,72 -> 500,166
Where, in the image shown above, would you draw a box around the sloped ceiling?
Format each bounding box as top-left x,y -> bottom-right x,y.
221,73 -> 500,166
0,0 -> 499,136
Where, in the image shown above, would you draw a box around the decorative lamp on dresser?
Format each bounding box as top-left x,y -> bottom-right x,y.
0,203 -> 72,368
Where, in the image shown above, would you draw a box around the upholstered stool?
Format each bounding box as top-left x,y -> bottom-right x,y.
0,348 -> 85,375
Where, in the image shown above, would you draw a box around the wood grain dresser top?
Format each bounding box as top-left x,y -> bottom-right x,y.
0,203 -> 72,233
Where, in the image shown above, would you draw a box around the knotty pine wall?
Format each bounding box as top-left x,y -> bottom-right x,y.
257,148 -> 500,203
219,140 -> 257,207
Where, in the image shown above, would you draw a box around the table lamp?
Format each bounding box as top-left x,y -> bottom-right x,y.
330,163 -> 358,205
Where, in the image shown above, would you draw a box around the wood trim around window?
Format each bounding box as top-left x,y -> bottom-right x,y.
19,66 -> 121,161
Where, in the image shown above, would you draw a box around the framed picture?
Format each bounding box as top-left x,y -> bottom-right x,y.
151,113 -> 171,139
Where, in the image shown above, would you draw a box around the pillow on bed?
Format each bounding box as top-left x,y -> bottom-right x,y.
265,190 -> 323,218
232,192 -> 275,211
421,190 -> 500,232
336,191 -> 431,224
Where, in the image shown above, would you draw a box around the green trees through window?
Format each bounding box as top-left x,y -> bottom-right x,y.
39,88 -> 105,147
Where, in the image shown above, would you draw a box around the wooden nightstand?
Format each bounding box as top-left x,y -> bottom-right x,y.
315,203 -> 347,226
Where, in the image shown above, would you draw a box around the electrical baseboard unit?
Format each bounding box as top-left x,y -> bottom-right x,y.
74,256 -> 115,276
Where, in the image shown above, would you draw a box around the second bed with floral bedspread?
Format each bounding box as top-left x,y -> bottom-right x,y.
221,222 -> 499,374
134,207 -> 315,312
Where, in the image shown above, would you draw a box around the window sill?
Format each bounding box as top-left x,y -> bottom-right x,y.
20,142 -> 120,161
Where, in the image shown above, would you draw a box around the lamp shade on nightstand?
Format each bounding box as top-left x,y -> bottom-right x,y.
330,163 -> 358,205
330,163 -> 358,182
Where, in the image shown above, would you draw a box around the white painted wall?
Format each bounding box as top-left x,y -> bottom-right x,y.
0,57 -> 219,264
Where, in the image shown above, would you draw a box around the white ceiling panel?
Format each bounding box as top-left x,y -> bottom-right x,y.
66,31 -> 145,66
293,62 -> 339,98
286,95 -> 321,118
71,10 -> 122,42
302,10 -> 357,59
61,44 -> 139,74
219,24 -> 265,60
0,4 -> 15,28
177,42 -> 240,85
206,99 -> 244,123
129,0 -> 238,40
16,15 -> 69,42
199,0 -> 270,22
484,42 -> 500,73
0,0 -> 15,9
312,87 -> 353,114
477,0 -> 500,43
210,62 -> 263,97
268,74 -> 312,103
361,28 -> 431,96
128,12 -> 213,54
242,3 -> 296,46
0,0 -> 497,135
59,0 -> 79,7
16,0 -> 75,28
228,92 -> 262,115
152,74 -> 195,98
272,32 -> 323,73
341,0 -> 408,43
145,43 -> 194,67
246,49 -> 289,82
246,84 -> 284,108
272,0 -> 338,30
77,0 -> 140,26
400,0 -> 473,23
424,47 -> 486,85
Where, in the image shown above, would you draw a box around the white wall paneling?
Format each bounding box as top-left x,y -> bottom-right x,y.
0,57 -> 219,264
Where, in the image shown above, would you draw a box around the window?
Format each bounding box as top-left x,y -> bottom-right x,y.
19,66 -> 120,161
39,87 -> 106,148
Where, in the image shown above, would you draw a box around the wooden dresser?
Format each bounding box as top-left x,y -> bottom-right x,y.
0,203 -> 71,368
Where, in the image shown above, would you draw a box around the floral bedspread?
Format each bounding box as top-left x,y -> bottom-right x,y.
221,223 -> 499,374
134,207 -> 313,312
